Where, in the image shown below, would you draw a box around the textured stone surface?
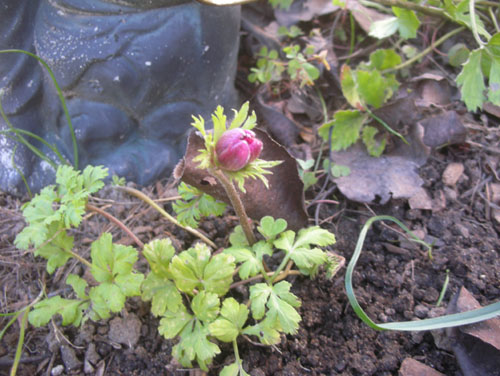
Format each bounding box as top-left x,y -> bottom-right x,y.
0,0 -> 240,194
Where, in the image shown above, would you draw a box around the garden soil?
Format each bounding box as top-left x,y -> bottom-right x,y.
1,124 -> 499,375
1,5 -> 500,376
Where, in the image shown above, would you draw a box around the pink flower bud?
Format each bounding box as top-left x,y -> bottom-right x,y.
215,128 -> 263,171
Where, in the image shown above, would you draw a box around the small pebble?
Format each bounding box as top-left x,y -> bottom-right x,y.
442,162 -> 464,186
414,304 -> 429,318
51,365 -> 64,376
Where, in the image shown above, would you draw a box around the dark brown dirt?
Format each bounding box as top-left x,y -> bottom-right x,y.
1,131 -> 500,376
2,6 -> 500,376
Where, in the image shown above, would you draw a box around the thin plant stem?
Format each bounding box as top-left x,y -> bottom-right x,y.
115,185 -> 216,248
232,340 -> 242,372
7,289 -> 43,376
10,308 -> 28,376
470,0 -> 489,47
230,270 -> 301,289
436,269 -> 450,307
86,203 -> 144,249
366,108 -> 408,145
489,7 -> 500,32
211,169 -> 257,246
365,0 -> 446,18
270,253 -> 293,284
11,145 -> 32,199
67,248 -> 92,269
0,127 -> 67,165
383,27 -> 466,74
0,101 -> 58,170
346,12 -> 356,66
0,49 -> 79,168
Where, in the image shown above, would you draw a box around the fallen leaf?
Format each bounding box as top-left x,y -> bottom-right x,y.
274,0 -> 339,26
254,89 -> 300,147
177,129 -> 308,231
483,102 -> 500,118
331,143 -> 424,204
345,0 -> 392,34
414,75 -> 453,106
419,111 -> 467,148
445,287 -> 500,376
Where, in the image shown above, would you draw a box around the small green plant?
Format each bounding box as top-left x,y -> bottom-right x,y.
13,103 -> 339,375
173,182 -> 227,228
366,0 -> 500,112
142,217 -> 336,373
318,0 -> 500,157
248,45 -> 322,88
10,102 -> 500,376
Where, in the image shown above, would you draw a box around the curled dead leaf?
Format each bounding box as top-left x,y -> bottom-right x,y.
176,129 -> 308,231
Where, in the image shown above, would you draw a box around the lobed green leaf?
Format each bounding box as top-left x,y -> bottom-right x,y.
29,296 -> 88,327
191,291 -> 220,323
141,273 -> 182,316
456,49 -> 486,111
172,320 -> 220,371
257,216 -> 287,241
143,238 -> 176,277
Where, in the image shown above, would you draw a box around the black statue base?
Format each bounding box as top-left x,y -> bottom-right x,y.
0,0 -> 240,194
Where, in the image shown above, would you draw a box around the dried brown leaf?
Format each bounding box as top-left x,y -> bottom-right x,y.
176,129 -> 308,231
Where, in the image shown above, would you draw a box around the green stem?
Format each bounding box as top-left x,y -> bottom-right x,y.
211,169 -> 257,246
8,289 -> 43,376
232,340 -> 242,370
10,308 -> 29,376
86,203 -> 145,249
230,269 -> 301,289
366,108 -> 408,145
436,269 -> 450,307
489,7 -> 500,32
314,88 -> 328,173
270,253 -> 293,284
11,145 -> 32,199
382,27 -> 466,74
115,186 -> 216,248
67,248 -> 92,269
0,127 -> 67,166
470,0 -> 489,47
346,12 -> 356,66
366,0 -> 447,18
0,101 -> 59,170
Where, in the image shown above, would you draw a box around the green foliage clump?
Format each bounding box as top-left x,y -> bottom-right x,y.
248,45 -> 321,88
173,182 -> 227,228
143,216 -> 336,373
15,165 -> 108,273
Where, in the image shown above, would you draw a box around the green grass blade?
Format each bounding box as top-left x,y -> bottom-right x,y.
0,101 -> 59,170
0,49 -> 78,168
345,215 -> 500,331
9,308 -> 29,376
0,311 -> 22,341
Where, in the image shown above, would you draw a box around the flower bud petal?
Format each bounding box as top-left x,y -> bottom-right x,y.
216,128 -> 263,171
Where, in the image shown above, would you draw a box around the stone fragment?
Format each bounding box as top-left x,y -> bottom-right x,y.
409,188 -> 433,210
108,313 -> 142,348
51,365 -> 64,376
60,344 -> 82,371
442,162 -> 464,186
399,358 -> 445,376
